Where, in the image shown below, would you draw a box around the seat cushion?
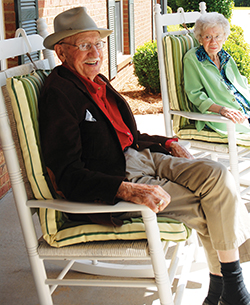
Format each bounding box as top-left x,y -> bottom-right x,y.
44,216 -> 191,248
5,69 -> 191,248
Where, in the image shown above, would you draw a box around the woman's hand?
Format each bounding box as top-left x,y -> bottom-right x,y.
220,107 -> 248,124
116,181 -> 171,213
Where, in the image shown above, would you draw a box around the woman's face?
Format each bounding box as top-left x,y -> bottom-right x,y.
200,26 -> 226,58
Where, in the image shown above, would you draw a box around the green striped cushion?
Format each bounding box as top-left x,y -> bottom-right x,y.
6,71 -> 69,242
46,217 -> 191,248
6,70 -> 191,248
6,70 -> 53,199
163,33 -> 245,144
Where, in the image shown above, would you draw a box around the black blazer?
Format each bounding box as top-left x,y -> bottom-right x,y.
39,66 -> 171,209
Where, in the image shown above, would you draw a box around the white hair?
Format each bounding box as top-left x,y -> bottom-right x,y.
194,12 -> 230,41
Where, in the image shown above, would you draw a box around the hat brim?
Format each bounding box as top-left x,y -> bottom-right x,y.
43,28 -> 113,50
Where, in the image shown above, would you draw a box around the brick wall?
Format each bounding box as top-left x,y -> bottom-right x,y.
0,0 -> 154,198
134,0 -> 153,48
3,0 -> 15,40
3,0 -> 17,67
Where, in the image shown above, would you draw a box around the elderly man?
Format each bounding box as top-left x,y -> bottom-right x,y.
39,7 -> 250,305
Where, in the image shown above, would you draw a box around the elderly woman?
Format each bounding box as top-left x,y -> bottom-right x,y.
183,12 -> 250,137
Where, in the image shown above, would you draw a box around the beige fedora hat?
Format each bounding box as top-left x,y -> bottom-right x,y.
44,7 -> 113,50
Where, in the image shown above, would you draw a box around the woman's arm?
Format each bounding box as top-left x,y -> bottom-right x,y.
208,104 -> 247,123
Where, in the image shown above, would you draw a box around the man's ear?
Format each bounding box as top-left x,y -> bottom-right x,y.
54,44 -> 66,63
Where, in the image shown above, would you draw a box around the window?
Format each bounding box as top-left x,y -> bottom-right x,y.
14,0 -> 39,64
0,0 -> 6,70
160,0 -> 167,14
115,0 -> 123,56
108,0 -> 135,79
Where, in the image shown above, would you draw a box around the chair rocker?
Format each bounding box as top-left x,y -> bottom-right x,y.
154,2 -> 250,197
0,20 -> 197,305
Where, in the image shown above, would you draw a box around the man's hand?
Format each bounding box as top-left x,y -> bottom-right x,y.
116,181 -> 171,213
169,142 -> 194,159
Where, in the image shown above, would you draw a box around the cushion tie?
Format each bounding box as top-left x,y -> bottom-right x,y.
26,52 -> 38,71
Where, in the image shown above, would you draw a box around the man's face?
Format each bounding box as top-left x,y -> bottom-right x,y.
56,31 -> 104,81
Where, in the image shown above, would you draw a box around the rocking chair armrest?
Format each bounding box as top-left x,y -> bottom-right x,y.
170,110 -> 233,124
27,199 -> 150,214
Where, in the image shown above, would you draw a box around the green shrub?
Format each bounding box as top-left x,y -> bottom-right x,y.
167,0 -> 179,12
234,0 -> 250,6
133,41 -> 160,93
167,6 -> 172,14
169,0 -> 234,19
224,24 -> 250,82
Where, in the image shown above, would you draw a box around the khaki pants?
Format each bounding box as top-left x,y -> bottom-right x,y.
123,148 -> 250,274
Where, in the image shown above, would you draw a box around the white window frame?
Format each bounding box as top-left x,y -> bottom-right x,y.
0,0 -> 6,70
115,0 -> 124,58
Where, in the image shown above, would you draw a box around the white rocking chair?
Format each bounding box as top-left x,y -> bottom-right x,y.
154,2 -> 250,196
0,19 -> 197,305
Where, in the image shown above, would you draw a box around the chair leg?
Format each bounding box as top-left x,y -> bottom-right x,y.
174,241 -> 196,305
227,122 -> 240,191
29,251 -> 53,305
142,209 -> 174,305
188,230 -> 200,262
210,152 -> 218,162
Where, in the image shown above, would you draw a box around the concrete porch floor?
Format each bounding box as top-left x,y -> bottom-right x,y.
1,114 -> 250,305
